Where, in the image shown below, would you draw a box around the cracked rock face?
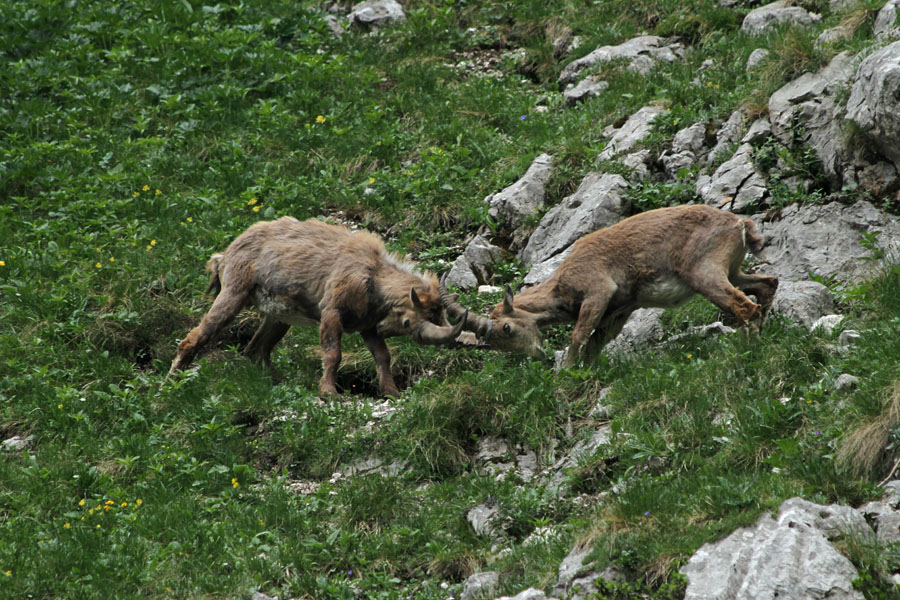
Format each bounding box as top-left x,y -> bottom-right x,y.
682,498 -> 868,600
558,36 -> 684,85
519,172 -> 629,266
348,0 -> 405,29
598,105 -> 665,162
697,143 -> 768,212
741,1 -> 821,37
845,41 -> 900,171
769,280 -> 835,328
485,153 -> 554,230
755,200 -> 900,284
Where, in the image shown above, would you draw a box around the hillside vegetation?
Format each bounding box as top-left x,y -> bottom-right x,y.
2,0 -> 900,598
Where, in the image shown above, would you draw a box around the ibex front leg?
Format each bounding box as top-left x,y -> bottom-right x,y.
319,309 -> 343,397
564,281 -> 617,368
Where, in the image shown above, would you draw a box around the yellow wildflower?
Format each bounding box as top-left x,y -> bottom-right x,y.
232,477 -> 239,488
186,217 -> 192,222
95,262 -> 102,269
96,524 -> 101,529
368,177 -> 375,184
4,570 -> 10,576
0,260 -> 5,267
155,189 -> 162,195
252,205 -> 260,212
64,523 -> 71,529
58,404 -> 63,409
259,519 -> 265,526
109,257 -> 114,262
247,197 -> 257,205
121,502 -> 127,508
106,500 -> 114,505
150,239 -> 156,246
142,185 -> 150,191
316,115 -> 326,124
136,499 -> 143,506
79,499 -> 85,506
133,191 -> 140,198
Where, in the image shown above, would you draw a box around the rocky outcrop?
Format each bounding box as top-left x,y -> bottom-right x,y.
742,1 -> 821,37
598,106 -> 665,162
770,280 -> 835,328
462,572 -> 500,600
563,76 -> 609,106
875,0 -> 900,40
755,200 -> 900,283
445,235 -> 503,291
681,493 -> 900,600
485,154 -> 554,230
519,173 -> 629,266
559,36 -> 684,85
348,0 -> 405,29
845,42 -> 900,173
697,141 -> 768,212
768,51 -> 856,188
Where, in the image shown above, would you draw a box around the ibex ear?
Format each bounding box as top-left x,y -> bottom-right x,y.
502,285 -> 515,314
410,288 -> 424,309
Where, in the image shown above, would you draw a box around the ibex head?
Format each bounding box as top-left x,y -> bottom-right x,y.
439,275 -> 544,358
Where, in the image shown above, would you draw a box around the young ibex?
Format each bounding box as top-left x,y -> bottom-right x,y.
442,204 -> 778,366
168,216 -> 465,396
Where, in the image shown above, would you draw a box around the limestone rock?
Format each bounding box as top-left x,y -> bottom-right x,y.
468,503 -> 500,537
486,154 -> 554,229
519,173 -> 629,266
697,143 -> 768,212
769,280 -> 835,328
603,308 -> 665,360
348,0 -> 405,29
462,572 -> 500,600
845,41 -> 900,171
755,200 -> 900,283
875,0 -> 900,40
746,48 -> 770,72
598,106 -> 665,162
563,76 -> 609,106
742,1 -> 821,37
682,497 -> 869,600
559,36 -> 684,85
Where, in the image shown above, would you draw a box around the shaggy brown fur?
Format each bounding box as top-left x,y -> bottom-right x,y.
168,217 -> 460,396
445,204 -> 779,366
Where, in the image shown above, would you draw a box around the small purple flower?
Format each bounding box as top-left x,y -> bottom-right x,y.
815,430 -> 822,436
520,115 -> 526,120
643,511 -> 649,516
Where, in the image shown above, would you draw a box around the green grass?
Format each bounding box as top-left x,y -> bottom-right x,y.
2,0 -> 899,598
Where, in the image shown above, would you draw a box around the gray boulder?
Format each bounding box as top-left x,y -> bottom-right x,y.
462,572 -> 500,600
768,52 -> 856,187
875,0 -> 900,40
445,235 -> 503,291
755,200 -> 900,283
563,76 -> 609,106
603,308 -> 665,360
660,122 -> 711,177
494,588 -> 549,600
549,425 -> 613,488
559,36 -> 684,85
682,498 -> 869,600
519,173 -> 629,266
523,248 -> 571,286
845,41 -> 900,172
707,109 -> 748,166
742,1 -> 821,37
468,503 -> 500,537
348,0 -> 405,29
486,154 -> 554,230
746,48 -> 770,72
697,143 -> 768,212
770,280 -> 835,328
552,542 -> 624,600
598,106 -> 665,161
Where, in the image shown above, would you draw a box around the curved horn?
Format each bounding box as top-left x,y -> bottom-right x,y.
439,273 -> 494,339
413,310 -> 468,346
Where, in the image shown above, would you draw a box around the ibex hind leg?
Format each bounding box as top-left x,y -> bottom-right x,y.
244,317 -> 290,369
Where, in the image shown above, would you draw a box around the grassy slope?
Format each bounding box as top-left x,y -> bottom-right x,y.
1,0 -> 899,598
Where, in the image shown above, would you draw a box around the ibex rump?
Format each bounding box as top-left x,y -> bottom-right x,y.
442,204 -> 778,366
168,216 -> 464,396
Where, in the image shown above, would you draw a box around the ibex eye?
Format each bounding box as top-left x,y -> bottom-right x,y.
503,323 -> 511,334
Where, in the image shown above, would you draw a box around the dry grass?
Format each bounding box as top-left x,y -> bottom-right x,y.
836,378 -> 900,477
